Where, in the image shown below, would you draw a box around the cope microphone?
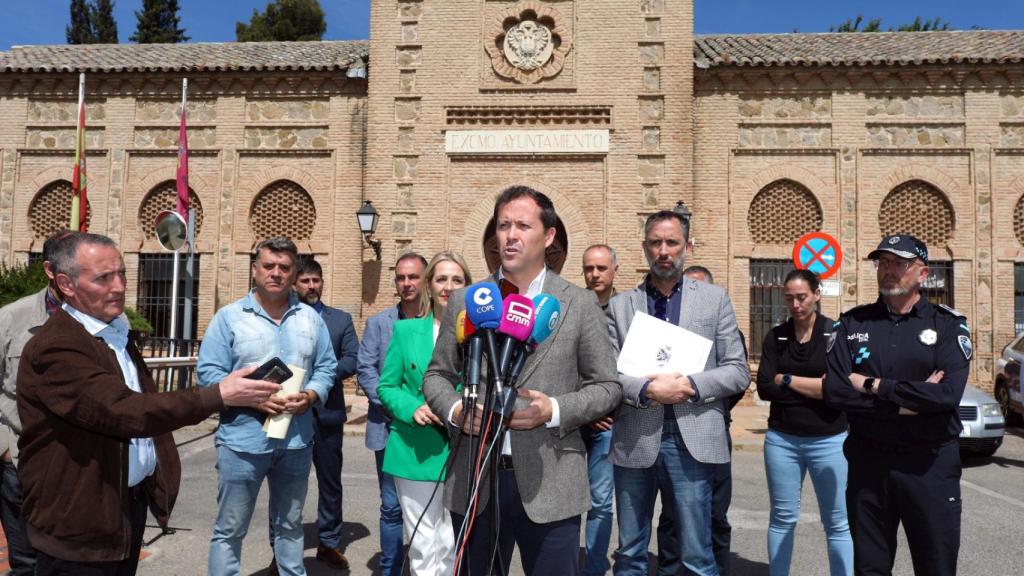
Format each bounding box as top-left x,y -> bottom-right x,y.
464,282 -> 504,392
506,293 -> 562,388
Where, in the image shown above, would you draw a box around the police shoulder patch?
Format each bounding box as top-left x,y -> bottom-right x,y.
936,303 -> 966,318
958,334 -> 973,361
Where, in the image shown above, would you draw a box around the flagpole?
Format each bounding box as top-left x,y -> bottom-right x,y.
70,73 -> 85,231
168,79 -> 187,356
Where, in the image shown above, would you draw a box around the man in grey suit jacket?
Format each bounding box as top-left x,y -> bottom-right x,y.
607,210 -> 749,576
356,252 -> 425,576
424,186 -> 621,576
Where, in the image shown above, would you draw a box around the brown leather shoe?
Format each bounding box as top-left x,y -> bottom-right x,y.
316,544 -> 350,569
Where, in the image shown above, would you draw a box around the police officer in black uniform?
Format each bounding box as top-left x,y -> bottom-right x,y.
825,234 -> 971,576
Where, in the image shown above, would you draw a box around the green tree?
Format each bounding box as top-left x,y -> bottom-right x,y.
830,14 -> 953,33
830,15 -> 882,33
895,17 -> 951,32
0,263 -> 47,308
130,0 -> 189,43
67,0 -> 96,44
236,0 -> 326,42
93,0 -> 119,43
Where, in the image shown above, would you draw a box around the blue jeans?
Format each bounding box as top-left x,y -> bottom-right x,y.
614,421 -> 718,576
583,427 -> 614,576
267,424 -> 345,549
0,459 -> 35,576
658,437 -> 733,575
209,445 -> 312,576
764,429 -> 852,576
374,448 -> 404,576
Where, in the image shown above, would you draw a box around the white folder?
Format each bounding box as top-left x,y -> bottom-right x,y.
616,312 -> 713,378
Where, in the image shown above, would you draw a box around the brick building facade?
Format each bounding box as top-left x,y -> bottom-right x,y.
1,1 -> 1022,388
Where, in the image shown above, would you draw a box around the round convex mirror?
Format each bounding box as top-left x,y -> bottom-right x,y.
154,210 -> 187,252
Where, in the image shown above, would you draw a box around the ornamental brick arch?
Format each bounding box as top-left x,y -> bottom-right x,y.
249,180 -> 317,246
748,179 -> 824,245
1008,175 -> 1024,247
878,180 -> 956,248
740,164 -> 833,246
28,180 -> 91,243
23,165 -> 94,250
870,164 -> 964,256
463,180 -> 589,279
132,169 -> 214,251
238,165 -> 323,251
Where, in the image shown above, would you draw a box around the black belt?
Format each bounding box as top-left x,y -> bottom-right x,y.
498,455 -> 514,470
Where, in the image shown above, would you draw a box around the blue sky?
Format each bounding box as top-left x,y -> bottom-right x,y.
2,0 -> 1022,50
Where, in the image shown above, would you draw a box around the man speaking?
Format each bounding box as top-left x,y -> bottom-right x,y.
424,185 -> 621,576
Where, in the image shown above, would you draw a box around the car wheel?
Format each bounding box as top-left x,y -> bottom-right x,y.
996,384 -> 1023,426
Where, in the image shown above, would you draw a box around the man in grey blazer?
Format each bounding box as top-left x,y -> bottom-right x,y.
423,186 -> 621,576
356,252 -> 426,576
607,210 -> 749,576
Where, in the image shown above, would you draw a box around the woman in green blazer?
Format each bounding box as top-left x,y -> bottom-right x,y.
378,250 -> 471,576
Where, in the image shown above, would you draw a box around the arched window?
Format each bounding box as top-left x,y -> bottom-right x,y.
29,180 -> 90,240
138,180 -> 204,238
748,179 -> 822,245
250,180 -> 316,242
879,180 -> 956,307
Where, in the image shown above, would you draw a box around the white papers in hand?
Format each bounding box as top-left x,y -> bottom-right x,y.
616,312 -> 713,378
262,364 -> 305,439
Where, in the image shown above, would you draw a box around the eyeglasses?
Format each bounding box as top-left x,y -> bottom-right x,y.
873,258 -> 917,273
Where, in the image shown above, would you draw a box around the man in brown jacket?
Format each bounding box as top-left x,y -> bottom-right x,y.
16,232 -> 280,576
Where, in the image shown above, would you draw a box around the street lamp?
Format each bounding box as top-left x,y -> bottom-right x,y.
356,200 -> 382,261
673,200 -> 692,233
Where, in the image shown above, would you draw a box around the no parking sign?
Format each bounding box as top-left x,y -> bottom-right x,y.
792,232 -> 842,280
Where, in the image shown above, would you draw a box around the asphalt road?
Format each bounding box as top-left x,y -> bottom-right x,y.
139,421 -> 1024,575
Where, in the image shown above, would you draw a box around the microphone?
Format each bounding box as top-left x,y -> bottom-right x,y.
496,294 -> 535,381
455,310 -> 468,345
506,293 -> 562,388
464,282 -> 504,393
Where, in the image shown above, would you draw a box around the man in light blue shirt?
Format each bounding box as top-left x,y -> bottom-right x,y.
199,237 -> 337,576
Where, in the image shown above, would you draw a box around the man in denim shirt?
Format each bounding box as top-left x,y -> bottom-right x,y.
199,237 -> 337,576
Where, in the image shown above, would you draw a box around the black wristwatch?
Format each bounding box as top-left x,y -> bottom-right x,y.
863,377 -> 876,394
780,373 -> 792,389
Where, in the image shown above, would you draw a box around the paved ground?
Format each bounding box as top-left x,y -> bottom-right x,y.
4,394 -> 1022,575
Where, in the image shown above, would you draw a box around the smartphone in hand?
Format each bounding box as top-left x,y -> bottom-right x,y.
249,357 -> 294,384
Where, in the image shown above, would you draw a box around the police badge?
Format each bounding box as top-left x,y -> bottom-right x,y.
919,329 -> 937,346
958,335 -> 973,361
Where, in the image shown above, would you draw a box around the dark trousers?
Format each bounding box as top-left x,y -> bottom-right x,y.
657,438 -> 733,576
451,468 -> 581,576
845,436 -> 961,576
35,484 -> 148,576
0,458 -> 35,575
312,423 -> 344,549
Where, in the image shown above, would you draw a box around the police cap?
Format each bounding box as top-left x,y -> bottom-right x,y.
867,234 -> 928,264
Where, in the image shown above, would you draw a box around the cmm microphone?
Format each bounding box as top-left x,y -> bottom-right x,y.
492,295 -> 535,416
506,293 -> 562,388
496,294 -> 535,381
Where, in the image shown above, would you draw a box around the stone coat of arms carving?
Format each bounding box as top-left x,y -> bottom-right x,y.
503,20 -> 554,71
485,1 -> 573,85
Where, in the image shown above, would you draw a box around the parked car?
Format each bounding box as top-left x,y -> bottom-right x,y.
994,333 -> 1024,425
959,385 -> 1004,457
